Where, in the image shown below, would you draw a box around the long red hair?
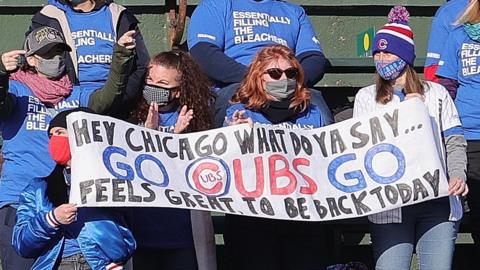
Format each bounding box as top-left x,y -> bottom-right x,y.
231,45 -> 310,111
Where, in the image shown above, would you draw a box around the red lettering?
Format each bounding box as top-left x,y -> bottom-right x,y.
269,154 -> 297,195
293,158 -> 317,195
192,163 -> 223,194
233,157 -> 264,198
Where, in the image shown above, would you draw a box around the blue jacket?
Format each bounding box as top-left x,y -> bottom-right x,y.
12,170 -> 136,270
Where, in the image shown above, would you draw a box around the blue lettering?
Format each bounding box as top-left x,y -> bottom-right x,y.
103,146 -> 134,180
135,154 -> 169,187
365,143 -> 405,184
328,153 -> 367,193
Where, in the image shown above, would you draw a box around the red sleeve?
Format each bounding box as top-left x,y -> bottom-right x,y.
424,65 -> 439,82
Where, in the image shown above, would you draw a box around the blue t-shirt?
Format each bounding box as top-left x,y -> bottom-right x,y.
0,82 -> 90,208
66,5 -> 116,92
131,109 -> 194,249
437,27 -> 480,140
225,103 -> 323,128
425,0 -> 468,67
188,0 -> 323,65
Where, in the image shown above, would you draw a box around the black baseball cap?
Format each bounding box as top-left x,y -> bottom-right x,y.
25,26 -> 71,57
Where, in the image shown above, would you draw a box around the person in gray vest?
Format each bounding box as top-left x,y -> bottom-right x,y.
28,0 -> 150,119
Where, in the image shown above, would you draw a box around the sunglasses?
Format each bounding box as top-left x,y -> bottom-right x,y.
264,67 -> 298,80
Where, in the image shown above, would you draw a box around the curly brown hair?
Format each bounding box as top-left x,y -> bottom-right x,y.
231,45 -> 310,112
129,50 -> 215,132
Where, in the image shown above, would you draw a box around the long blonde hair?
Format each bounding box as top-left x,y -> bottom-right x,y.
456,0 -> 480,24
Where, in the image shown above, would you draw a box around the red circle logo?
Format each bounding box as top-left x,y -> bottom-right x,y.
185,157 -> 231,196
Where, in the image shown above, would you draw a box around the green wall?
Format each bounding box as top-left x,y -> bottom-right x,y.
0,0 -> 447,88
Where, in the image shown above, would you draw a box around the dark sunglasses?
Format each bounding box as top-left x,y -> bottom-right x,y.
264,67 -> 298,80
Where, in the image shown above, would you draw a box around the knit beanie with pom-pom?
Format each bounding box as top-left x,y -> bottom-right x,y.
373,6 -> 415,66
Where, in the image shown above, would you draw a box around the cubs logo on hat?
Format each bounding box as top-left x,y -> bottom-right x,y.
373,6 -> 416,66
25,26 -> 72,57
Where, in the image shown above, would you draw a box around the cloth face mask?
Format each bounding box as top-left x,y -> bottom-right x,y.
375,58 -> 407,81
143,84 -> 177,105
265,79 -> 297,100
48,135 -> 71,166
36,54 -> 66,79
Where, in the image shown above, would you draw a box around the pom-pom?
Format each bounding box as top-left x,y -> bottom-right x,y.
388,6 -> 410,24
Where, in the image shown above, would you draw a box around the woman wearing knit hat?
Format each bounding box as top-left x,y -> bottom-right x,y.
437,0 -> 480,258
353,6 -> 468,269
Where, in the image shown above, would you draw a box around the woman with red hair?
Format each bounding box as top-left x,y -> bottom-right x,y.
226,44 -> 323,129
224,44 -> 327,270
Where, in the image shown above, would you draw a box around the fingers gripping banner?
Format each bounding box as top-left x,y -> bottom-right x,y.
68,99 -> 448,221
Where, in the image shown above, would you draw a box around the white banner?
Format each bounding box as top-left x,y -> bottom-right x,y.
68,99 -> 448,221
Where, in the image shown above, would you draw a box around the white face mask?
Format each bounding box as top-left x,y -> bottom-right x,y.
265,79 -> 297,100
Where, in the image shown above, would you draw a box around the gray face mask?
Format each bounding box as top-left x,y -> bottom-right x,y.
265,79 -> 297,100
36,54 -> 66,79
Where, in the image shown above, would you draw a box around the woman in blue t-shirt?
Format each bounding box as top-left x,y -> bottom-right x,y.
224,44 -> 326,270
436,0 -> 480,256
0,26 -> 136,270
127,50 -> 216,270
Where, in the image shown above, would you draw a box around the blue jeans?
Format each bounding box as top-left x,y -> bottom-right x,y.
213,83 -> 333,128
58,254 -> 92,270
59,254 -> 132,270
370,198 -> 459,270
466,140 -> 480,256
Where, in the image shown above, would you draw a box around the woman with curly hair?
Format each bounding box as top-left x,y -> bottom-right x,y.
128,50 -> 217,270
224,44 -> 327,270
